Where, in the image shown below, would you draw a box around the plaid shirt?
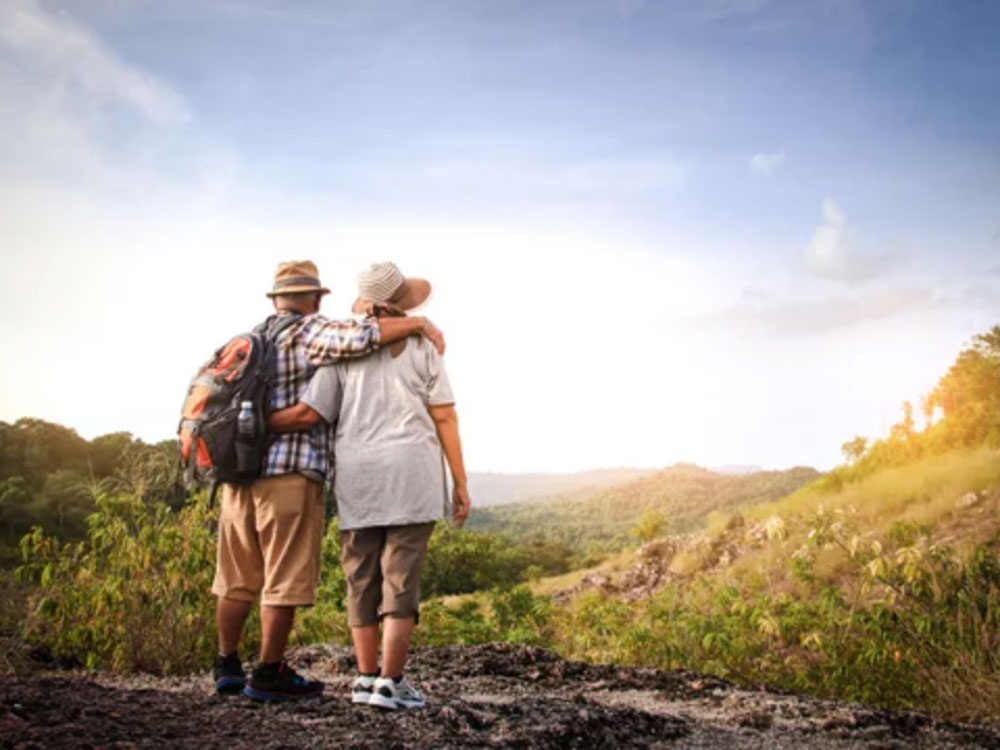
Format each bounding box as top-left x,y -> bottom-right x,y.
262,310 -> 381,482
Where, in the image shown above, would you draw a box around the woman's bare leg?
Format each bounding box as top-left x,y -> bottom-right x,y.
351,624 -> 380,674
381,616 -> 415,678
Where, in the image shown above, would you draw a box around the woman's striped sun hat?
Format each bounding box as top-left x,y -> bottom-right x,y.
352,262 -> 431,314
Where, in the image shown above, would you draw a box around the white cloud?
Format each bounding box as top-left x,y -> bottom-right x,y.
0,1 -> 237,212
805,197 -> 848,276
749,150 -> 785,175
699,287 -> 933,337
804,197 -> 890,284
697,270 -> 1000,339
0,0 -> 190,125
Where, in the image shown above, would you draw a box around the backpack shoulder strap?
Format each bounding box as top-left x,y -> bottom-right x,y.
272,312 -> 302,341
256,314 -> 305,412
254,312 -> 302,343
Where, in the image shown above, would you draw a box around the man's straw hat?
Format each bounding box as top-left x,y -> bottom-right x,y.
265,260 -> 331,298
352,262 -> 431,314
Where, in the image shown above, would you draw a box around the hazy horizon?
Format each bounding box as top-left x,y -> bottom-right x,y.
2,0 -> 999,473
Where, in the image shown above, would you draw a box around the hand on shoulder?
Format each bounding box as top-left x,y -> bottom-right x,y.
418,317 -> 445,355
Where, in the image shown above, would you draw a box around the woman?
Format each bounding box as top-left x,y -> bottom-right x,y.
268,261 -> 471,711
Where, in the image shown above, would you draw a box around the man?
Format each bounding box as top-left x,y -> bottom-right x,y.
211,260 -> 444,702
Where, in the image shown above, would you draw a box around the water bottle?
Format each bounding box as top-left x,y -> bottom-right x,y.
237,400 -> 255,439
236,400 -> 257,474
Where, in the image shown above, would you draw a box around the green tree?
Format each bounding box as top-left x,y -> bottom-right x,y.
631,509 -> 667,544
39,469 -> 92,535
840,436 -> 868,464
111,440 -> 184,506
890,401 -> 916,441
88,432 -> 137,477
927,325 -> 1000,446
0,476 -> 31,541
0,418 -> 88,487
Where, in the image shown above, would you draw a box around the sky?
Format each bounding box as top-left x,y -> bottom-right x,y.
1,0 -> 999,474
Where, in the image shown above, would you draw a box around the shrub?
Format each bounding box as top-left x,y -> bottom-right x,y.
292,517 -> 350,646
17,493 -> 224,674
631,509 -> 667,543
416,586 -> 552,647
418,599 -> 494,646
422,524 -> 571,596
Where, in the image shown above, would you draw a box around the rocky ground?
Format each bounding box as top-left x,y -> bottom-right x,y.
2,643 -> 998,749
553,490 -> 1000,606
551,515 -> 778,605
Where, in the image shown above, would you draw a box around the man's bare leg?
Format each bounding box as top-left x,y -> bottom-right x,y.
217,597 -> 252,654
259,605 -> 295,663
351,624 -> 380,674
381,616 -> 415,678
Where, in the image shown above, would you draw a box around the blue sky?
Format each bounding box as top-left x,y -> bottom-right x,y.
1,0 -> 999,473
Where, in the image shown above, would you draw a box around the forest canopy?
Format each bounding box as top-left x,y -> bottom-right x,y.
0,419 -> 180,557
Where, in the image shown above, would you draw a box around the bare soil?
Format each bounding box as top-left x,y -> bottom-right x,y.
2,643 -> 998,749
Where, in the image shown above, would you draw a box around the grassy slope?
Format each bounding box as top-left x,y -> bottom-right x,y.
510,448 -> 1000,721
720,447 -> 1000,589
528,449 -> 1000,595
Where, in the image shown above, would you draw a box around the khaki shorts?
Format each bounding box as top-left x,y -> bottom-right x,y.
211,474 -> 325,607
340,522 -> 436,627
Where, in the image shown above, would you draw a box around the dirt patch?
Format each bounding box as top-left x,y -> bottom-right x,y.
2,643 -> 997,749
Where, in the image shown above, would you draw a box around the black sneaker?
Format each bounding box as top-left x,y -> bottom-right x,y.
213,653 -> 246,695
244,661 -> 325,702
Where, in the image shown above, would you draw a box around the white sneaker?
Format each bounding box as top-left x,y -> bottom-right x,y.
351,675 -> 377,704
368,675 -> 426,710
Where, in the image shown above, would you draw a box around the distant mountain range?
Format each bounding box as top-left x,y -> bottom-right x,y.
710,465 -> 764,476
466,464 -> 772,508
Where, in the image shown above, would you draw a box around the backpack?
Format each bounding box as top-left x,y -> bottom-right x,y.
178,314 -> 300,499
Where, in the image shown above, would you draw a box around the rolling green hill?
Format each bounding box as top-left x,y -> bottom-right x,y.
468,463 -> 820,554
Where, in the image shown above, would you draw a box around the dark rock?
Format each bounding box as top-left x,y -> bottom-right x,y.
0,644 -> 996,749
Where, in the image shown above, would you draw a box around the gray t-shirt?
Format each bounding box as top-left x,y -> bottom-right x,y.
302,336 -> 455,530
